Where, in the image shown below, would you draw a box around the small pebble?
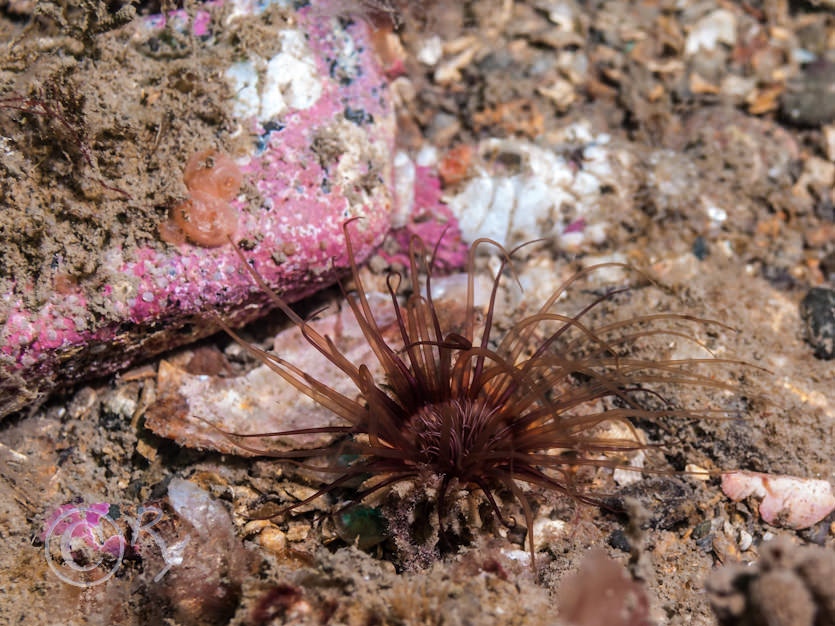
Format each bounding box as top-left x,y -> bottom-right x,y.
68,386 -> 98,419
799,287 -> 835,359
692,519 -> 713,541
685,9 -> 737,55
285,522 -> 309,542
528,517 -> 567,552
781,60 -> 835,127
607,529 -> 631,553
258,527 -> 287,554
243,519 -> 271,537
416,35 -> 442,66
819,251 -> 835,282
691,237 -> 709,261
738,529 -> 753,552
685,463 -> 711,480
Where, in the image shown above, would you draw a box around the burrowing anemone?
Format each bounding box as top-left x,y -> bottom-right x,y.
213,221 -> 744,564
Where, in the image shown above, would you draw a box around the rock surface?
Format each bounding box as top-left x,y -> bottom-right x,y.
0,2 -> 396,419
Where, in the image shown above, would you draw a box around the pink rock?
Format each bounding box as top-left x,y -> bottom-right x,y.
383,159 -> 469,272
0,2 -> 395,418
722,471 -> 835,529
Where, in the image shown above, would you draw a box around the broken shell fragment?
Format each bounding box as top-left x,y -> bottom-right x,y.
144,296 -> 394,455
721,471 -> 835,529
145,277 -> 475,456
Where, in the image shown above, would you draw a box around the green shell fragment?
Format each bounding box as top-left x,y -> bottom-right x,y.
335,506 -> 388,550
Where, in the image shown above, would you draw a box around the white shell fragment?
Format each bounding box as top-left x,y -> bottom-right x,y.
529,517 -> 567,552
445,132 -> 630,254
225,29 -> 322,121
685,10 -> 737,56
613,450 -> 646,487
721,471 -> 835,529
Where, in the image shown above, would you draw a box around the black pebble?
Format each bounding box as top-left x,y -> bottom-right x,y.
820,251 -> 835,282
692,236 -> 709,260
800,287 -> 835,359
780,60 -> 835,127
607,528 -> 631,552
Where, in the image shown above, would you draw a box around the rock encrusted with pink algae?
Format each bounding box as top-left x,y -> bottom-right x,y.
145,292 -> 398,456
383,157 -> 469,272
0,1 -> 396,419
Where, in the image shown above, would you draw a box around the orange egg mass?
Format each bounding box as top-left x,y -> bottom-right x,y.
172,190 -> 239,248
160,149 -> 243,247
183,150 -> 243,202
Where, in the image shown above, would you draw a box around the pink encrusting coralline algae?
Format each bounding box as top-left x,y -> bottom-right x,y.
0,1 -> 397,418
381,164 -> 469,272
